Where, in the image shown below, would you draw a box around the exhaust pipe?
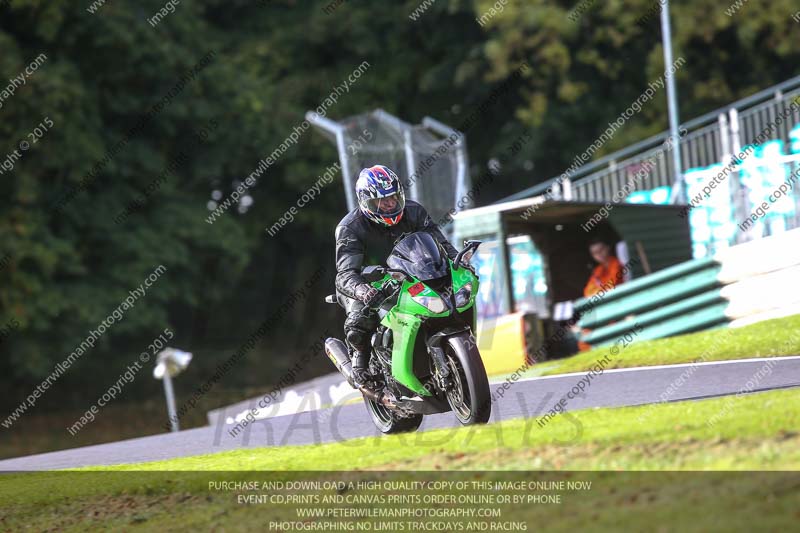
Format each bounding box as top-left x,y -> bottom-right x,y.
325,338 -> 354,387
359,386 -> 396,409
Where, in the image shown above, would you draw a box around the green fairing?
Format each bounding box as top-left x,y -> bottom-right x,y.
385,310 -> 428,395
377,263 -> 479,396
452,264 -> 479,332
450,261 -> 479,312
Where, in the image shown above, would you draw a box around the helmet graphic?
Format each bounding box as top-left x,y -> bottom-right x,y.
355,165 -> 406,226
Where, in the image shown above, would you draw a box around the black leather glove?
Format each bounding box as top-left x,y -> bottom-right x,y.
355,284 -> 384,307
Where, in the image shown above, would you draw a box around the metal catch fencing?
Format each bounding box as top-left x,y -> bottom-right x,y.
504,74 -> 800,256
306,109 -> 470,229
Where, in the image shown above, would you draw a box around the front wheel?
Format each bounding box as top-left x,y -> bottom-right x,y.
444,333 -> 492,425
363,396 -> 423,434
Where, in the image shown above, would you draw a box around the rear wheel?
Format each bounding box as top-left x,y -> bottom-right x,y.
444,333 -> 491,425
363,396 -> 423,434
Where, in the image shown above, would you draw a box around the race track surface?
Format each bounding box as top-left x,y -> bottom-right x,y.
2,356 -> 799,471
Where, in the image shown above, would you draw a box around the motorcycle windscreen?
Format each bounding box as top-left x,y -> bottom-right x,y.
386,232 -> 449,281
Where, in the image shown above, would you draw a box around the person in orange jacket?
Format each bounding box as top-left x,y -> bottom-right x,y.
583,240 -> 625,298
577,240 -> 626,352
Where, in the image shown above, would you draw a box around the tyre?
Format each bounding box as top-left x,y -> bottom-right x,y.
444,332 -> 492,425
363,396 -> 423,434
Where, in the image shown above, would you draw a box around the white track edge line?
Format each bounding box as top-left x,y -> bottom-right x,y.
492,355 -> 800,384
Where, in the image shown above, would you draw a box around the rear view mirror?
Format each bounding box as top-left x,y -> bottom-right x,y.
455,240 -> 482,269
462,249 -> 475,264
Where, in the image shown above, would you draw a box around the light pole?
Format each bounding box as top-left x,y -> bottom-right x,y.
153,348 -> 193,432
661,0 -> 685,203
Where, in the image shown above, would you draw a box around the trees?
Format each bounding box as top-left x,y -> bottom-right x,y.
1,0 -> 797,413
474,0 -> 800,183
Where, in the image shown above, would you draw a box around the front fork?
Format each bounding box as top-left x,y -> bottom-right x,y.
428,344 -> 452,391
427,327 -> 471,392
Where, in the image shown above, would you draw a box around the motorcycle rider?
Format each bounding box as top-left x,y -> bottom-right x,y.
335,164 -> 463,389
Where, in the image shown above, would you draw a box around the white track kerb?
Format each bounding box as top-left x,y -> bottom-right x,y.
1,265 -> 167,430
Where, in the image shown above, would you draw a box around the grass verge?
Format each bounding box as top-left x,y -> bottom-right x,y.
1,389 -> 798,531
524,314 -> 800,377
79,388 -> 800,472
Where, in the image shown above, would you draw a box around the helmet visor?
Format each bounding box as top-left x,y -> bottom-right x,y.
365,191 -> 405,216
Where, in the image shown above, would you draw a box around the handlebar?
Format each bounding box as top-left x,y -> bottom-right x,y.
364,277 -> 401,311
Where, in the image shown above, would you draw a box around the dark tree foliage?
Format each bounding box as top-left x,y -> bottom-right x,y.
0,0 -> 796,412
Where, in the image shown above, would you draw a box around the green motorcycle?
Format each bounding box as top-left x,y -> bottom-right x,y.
324,232 -> 491,434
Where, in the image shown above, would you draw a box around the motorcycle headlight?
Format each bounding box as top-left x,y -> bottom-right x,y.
411,294 -> 447,314
454,283 -> 473,307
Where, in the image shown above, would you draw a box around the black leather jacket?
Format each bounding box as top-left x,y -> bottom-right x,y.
335,200 -> 459,299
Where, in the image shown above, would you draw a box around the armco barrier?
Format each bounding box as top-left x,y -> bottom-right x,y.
577,228 -> 800,346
